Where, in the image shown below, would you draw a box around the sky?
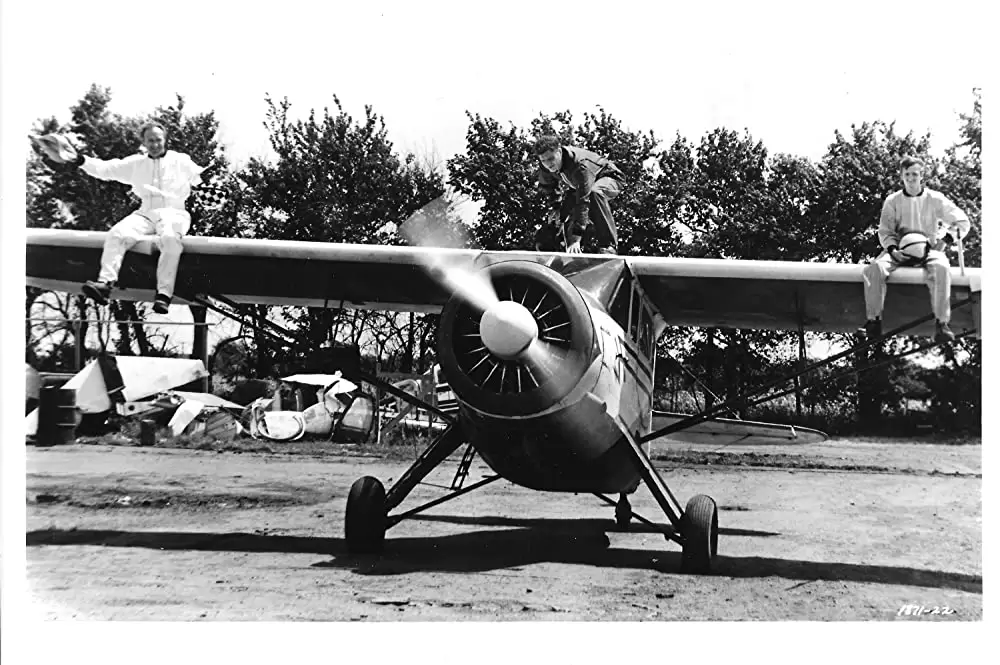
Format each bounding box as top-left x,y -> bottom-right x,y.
1,0 -> 994,652
2,0 -> 988,168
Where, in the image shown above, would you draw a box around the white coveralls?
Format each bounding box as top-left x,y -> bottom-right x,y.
862,188 -> 970,323
82,150 -> 205,299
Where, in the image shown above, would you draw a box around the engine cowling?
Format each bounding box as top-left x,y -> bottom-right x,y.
437,260 -> 597,417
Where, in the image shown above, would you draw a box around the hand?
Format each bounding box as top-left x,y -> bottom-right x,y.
31,133 -> 80,165
888,247 -> 905,263
566,236 -> 582,254
546,209 -> 561,226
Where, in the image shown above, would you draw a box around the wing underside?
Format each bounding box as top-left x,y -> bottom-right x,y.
629,256 -> 980,339
25,229 -> 980,338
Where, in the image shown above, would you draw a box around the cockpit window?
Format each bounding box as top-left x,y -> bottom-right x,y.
639,305 -> 653,359
609,278 -> 630,330
630,288 -> 641,340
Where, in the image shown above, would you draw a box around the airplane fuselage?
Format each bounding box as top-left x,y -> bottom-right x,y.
442,262 -> 658,494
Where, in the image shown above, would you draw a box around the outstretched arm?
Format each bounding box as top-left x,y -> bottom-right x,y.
80,154 -> 144,184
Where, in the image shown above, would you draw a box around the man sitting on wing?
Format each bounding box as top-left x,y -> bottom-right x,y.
533,135 -> 625,255
33,122 -> 210,314
861,155 -> 971,343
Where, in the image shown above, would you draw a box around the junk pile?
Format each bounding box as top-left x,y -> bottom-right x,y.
26,353 -> 231,445
246,373 -> 362,442
26,353 -> 374,446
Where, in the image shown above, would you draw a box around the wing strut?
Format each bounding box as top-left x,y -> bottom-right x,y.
641,298 -> 975,445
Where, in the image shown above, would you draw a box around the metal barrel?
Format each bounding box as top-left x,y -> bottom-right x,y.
36,383 -> 77,446
139,419 -> 157,447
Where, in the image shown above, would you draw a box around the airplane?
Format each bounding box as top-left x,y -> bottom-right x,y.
25,228 -> 982,573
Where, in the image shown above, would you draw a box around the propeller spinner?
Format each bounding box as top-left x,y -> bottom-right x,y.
479,300 -> 539,359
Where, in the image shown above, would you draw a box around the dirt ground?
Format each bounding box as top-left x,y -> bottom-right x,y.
24,438 -> 981,621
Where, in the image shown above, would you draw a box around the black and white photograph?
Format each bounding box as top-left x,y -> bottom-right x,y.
1,0 -> 989,660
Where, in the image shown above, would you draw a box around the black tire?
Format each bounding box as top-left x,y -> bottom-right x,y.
615,497 -> 632,530
345,476 -> 387,554
680,494 -> 718,574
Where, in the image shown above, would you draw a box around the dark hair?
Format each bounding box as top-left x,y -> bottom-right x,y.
899,155 -> 924,171
139,121 -> 167,140
532,135 -> 562,156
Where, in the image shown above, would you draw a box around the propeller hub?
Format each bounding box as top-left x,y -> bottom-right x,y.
480,301 -> 538,359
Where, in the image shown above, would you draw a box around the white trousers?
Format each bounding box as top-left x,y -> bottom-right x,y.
97,208 -> 191,298
862,249 -> 952,323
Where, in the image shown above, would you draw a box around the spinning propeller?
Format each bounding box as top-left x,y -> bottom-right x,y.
397,195 -> 576,405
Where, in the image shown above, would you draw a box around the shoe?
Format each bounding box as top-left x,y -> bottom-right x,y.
153,293 -> 171,314
860,318 -> 882,340
81,280 -> 112,304
934,320 -> 955,343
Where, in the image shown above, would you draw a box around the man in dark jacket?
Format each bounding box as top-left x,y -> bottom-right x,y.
533,135 -> 625,254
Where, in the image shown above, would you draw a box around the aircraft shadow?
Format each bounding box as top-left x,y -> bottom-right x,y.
27,527 -> 980,593
409,513 -> 781,538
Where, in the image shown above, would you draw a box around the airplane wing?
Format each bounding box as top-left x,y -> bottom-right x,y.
628,254 -> 980,338
25,229 -> 980,337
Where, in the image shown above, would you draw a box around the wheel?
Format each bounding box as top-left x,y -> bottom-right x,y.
345,476 -> 387,554
615,494 -> 632,530
680,494 -> 718,574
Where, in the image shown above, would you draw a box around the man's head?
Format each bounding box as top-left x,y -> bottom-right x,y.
533,135 -> 563,173
899,155 -> 924,195
139,122 -> 167,158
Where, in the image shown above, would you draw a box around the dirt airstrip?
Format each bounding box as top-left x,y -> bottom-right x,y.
24,438 -> 981,621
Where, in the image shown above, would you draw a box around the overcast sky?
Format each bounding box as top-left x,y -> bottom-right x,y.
3,0 -> 986,167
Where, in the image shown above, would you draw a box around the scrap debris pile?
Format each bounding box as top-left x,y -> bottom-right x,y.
26,354 -> 372,445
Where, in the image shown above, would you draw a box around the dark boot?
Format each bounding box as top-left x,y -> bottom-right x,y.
859,318 -> 882,340
934,320 -> 955,343
153,293 -> 172,315
82,280 -> 112,305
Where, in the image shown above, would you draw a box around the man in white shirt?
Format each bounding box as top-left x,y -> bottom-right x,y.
61,122 -> 208,314
861,155 -> 971,343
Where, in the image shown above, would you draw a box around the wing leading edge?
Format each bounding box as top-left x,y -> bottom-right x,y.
26,229 -> 980,337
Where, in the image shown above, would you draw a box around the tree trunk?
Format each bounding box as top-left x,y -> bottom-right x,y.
189,304 -> 209,391
254,305 -> 273,377
123,301 -> 151,355
76,296 -> 90,369
402,312 -> 415,373
110,301 -> 133,355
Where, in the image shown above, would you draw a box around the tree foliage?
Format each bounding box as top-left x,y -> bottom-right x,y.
242,95 -> 443,244
25,85 -> 981,434
233,96 -> 447,373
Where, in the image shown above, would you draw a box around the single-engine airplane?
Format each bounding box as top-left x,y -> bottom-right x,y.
25,228 -> 981,573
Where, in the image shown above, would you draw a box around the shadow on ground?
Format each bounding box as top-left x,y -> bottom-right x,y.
409,513 -> 780,538
27,525 -> 980,593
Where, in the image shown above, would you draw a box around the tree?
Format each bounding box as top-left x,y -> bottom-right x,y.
242,95 -> 443,244
447,113 -> 540,251
235,95 -> 446,368
938,88 -> 981,267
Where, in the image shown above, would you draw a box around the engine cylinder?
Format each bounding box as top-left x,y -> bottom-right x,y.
437,261 -> 596,417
